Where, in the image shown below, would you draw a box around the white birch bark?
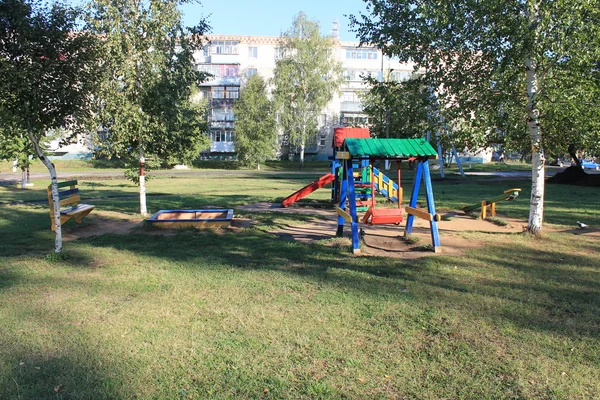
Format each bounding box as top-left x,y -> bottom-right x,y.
526,57 -> 544,234
21,169 -> 26,189
525,2 -> 544,234
299,124 -> 306,168
26,127 -> 63,252
139,148 -> 148,216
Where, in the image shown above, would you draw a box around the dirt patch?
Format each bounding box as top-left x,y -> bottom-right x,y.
62,211 -> 254,241
62,211 -> 144,240
60,204 -> 582,260
238,203 -> 527,259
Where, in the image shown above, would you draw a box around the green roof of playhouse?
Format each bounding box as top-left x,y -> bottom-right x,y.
343,138 -> 438,159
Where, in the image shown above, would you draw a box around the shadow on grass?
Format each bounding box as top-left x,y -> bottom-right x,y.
78,225 -> 600,344
0,284 -> 131,399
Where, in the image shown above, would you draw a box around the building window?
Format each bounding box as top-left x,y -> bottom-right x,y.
210,130 -> 235,142
209,40 -> 239,55
319,136 -> 327,147
212,109 -> 235,121
248,46 -> 258,58
390,71 -> 412,81
212,87 -> 225,99
247,68 -> 257,77
342,92 -> 364,104
342,115 -> 368,126
345,49 -> 378,60
226,87 -> 239,99
274,47 -> 285,60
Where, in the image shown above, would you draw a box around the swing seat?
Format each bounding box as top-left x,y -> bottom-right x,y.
362,206 -> 404,225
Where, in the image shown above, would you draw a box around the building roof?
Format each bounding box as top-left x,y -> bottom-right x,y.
333,127 -> 370,148
343,138 -> 438,159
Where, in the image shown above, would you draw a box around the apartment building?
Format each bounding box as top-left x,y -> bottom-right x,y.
195,27 -> 417,160
48,26 -> 417,161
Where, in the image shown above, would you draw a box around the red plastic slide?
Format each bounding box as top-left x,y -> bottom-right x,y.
281,173 -> 335,207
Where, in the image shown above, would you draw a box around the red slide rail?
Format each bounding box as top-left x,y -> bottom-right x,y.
281,173 -> 335,207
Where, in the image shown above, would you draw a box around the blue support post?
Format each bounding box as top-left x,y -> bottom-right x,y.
336,161 -> 348,237
346,159 -> 361,254
331,159 -> 341,202
404,160 -> 424,236
422,160 -> 442,252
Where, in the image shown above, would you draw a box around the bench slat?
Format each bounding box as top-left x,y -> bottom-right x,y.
59,195 -> 80,207
61,204 -> 95,216
58,188 -> 79,199
48,180 -> 94,231
56,180 -> 78,188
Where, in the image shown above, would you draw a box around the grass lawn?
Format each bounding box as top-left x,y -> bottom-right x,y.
0,167 -> 599,399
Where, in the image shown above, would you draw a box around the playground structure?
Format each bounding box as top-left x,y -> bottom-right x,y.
462,188 -> 522,219
280,128 -> 441,254
282,127 -> 400,209
147,209 -> 234,229
335,137 -> 441,254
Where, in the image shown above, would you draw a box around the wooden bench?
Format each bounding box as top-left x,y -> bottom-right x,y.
47,180 -> 95,231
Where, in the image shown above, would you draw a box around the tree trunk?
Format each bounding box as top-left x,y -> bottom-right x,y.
525,56 -> 544,235
26,126 -> 63,252
21,168 -> 26,189
257,162 -> 260,170
299,143 -> 305,169
139,148 -> 148,216
568,145 -> 580,168
299,125 -> 306,169
525,2 -> 544,235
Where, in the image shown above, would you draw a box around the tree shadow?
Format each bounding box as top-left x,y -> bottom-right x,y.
79,225 -> 600,343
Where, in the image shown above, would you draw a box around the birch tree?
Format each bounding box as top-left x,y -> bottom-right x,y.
0,0 -> 101,252
86,0 -> 210,215
272,12 -> 343,168
233,74 -> 277,170
351,0 -> 600,234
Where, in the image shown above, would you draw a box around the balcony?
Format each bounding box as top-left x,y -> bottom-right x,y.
340,101 -> 363,113
211,98 -> 235,108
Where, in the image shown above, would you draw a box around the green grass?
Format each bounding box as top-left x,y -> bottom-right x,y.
0,166 -> 599,399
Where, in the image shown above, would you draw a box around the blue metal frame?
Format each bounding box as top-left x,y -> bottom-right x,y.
403,159 -> 441,252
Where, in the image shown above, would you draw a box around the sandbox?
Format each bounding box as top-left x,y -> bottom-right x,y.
147,209 -> 233,229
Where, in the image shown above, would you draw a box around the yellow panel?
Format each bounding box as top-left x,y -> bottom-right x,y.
405,206 -> 433,221
59,196 -> 80,207
336,151 -> 351,160
335,207 -> 352,221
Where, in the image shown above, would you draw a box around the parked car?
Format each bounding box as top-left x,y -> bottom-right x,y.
581,160 -> 600,170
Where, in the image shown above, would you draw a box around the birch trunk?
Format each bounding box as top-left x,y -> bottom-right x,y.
26,127 -> 63,252
525,2 -> 544,235
526,57 -> 544,234
139,148 -> 148,216
21,169 -> 26,189
299,124 -> 306,169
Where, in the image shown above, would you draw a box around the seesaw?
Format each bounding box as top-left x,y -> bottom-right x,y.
462,188 -> 521,219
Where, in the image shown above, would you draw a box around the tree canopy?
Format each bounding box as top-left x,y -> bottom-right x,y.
0,0 -> 102,252
86,0 -> 210,214
351,0 -> 600,233
361,73 -> 433,140
233,74 -> 277,170
272,12 -> 343,168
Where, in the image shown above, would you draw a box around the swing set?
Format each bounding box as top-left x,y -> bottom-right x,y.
335,138 -> 442,254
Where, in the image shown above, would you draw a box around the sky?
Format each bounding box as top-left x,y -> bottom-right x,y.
179,0 -> 370,42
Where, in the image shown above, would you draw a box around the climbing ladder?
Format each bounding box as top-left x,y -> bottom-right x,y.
372,167 -> 401,203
